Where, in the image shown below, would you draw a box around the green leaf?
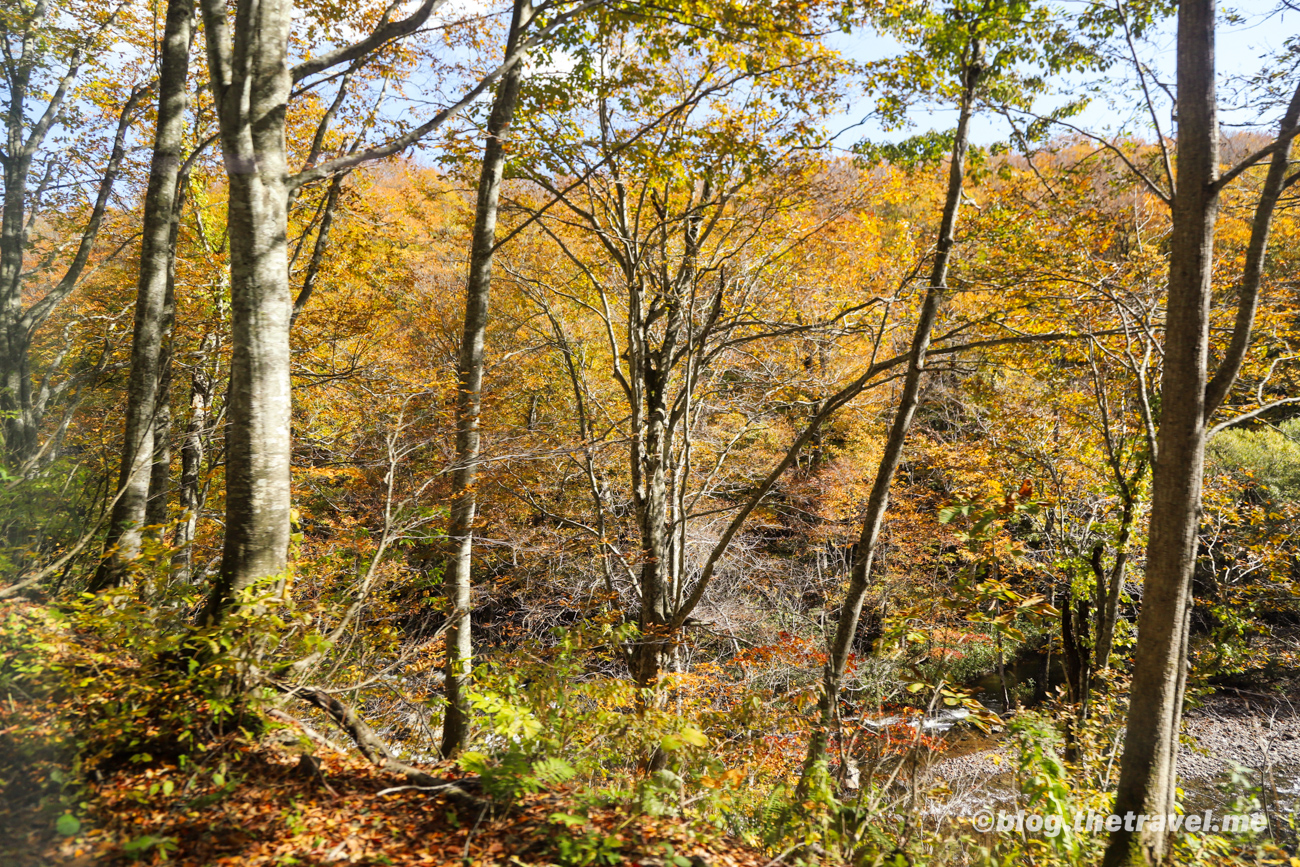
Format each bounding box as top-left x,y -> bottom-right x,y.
56,813 -> 81,836
532,756 -> 576,785
549,812 -> 586,828
677,726 -> 709,747
457,751 -> 490,775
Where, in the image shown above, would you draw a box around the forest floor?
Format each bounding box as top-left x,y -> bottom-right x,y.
6,600 -> 1299,867
8,692 -> 1298,867
0,738 -> 775,867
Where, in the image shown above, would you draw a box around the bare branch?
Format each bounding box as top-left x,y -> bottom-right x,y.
1207,397 -> 1300,440
1116,0 -> 1175,195
1203,78 -> 1300,416
669,327 -> 1112,628
1213,123 -> 1300,193
21,84 -> 147,332
290,0 -> 450,84
287,1 -> 603,191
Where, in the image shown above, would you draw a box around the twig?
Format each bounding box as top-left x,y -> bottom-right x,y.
266,708 -> 351,756
375,782 -> 476,797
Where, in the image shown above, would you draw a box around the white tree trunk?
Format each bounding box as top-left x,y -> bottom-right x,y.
198,0 -> 295,622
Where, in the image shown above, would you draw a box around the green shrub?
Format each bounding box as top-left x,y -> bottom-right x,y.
1208,419 -> 1300,502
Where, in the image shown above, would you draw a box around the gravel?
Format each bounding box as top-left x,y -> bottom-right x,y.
920,693 -> 1300,813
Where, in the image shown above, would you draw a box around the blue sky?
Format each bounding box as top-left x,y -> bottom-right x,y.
822,0 -> 1300,151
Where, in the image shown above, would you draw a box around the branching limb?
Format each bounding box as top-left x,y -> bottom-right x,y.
288,1 -> 602,191
269,679 -> 483,806
1203,78 -> 1300,416
1207,397 -> 1300,440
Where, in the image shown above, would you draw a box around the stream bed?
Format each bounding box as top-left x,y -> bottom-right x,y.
921,693 -> 1300,820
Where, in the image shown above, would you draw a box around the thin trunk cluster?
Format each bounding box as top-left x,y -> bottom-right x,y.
626,180 -> 711,691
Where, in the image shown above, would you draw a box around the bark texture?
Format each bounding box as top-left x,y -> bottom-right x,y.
440,0 -> 531,758
198,0 -> 295,622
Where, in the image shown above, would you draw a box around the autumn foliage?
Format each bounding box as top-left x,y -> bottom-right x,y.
3,1 -> 1300,865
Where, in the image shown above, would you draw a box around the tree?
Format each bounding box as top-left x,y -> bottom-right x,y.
1103,1 -> 1300,862
798,0 -> 1087,789
503,9 -> 865,694
441,0 -> 533,760
196,0 -> 598,624
91,0 -> 196,590
0,0 -> 143,468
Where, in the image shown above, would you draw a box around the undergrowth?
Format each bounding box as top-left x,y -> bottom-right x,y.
2,587 -> 1295,866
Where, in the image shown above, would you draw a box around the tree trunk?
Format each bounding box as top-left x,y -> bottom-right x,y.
798,47 -> 982,795
147,348 -> 175,530
0,139 -> 32,455
1104,4 -> 1300,862
198,0 -> 295,623
0,10 -> 42,464
440,0 -> 531,758
623,177 -> 704,692
290,173 -> 345,327
146,180 -> 188,531
0,324 -> 34,462
631,364 -> 677,690
90,0 -> 194,590
173,362 -> 212,583
1103,3 -> 1218,862
1093,483 -> 1139,671
145,345 -> 174,529
1061,591 -> 1090,715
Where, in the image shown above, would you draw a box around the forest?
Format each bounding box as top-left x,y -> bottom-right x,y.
1,0 -> 1299,864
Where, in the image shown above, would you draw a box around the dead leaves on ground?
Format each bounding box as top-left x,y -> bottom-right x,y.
10,744 -> 773,867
